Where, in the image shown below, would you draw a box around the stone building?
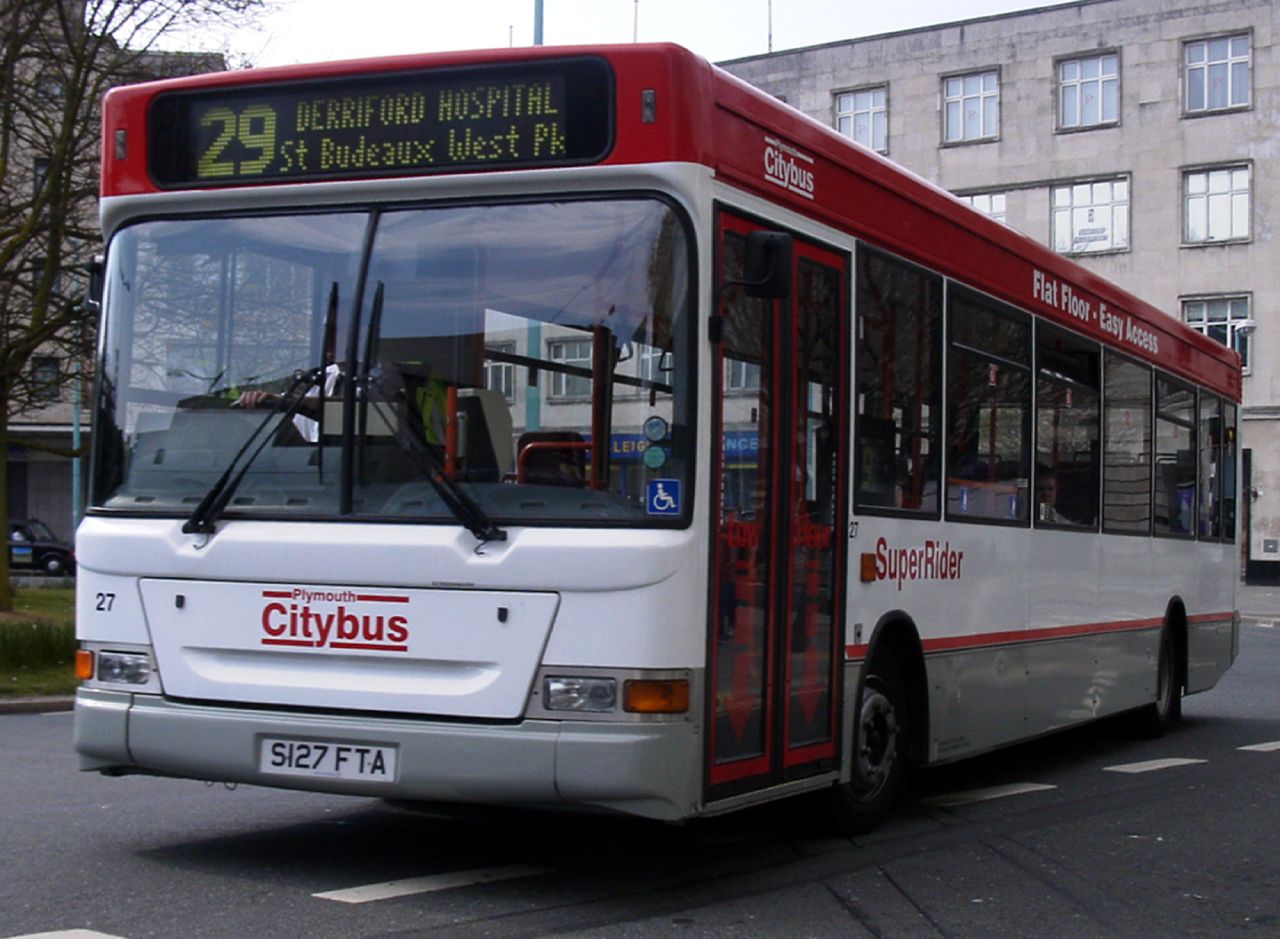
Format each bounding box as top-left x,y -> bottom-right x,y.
721,0 -> 1278,581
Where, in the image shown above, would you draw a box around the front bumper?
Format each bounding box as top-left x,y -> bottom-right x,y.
74,688 -> 701,821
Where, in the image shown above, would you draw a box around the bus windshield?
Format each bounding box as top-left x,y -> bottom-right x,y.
92,198 -> 694,526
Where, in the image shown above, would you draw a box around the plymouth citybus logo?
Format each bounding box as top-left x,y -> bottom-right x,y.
763,135 -> 815,200
259,587 -> 410,652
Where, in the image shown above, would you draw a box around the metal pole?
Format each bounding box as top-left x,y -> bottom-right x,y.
534,0 -> 543,45
71,356 -> 81,532
634,0 -> 639,42
768,0 -> 773,53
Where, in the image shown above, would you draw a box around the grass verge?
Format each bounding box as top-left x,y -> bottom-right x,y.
0,586 -> 77,697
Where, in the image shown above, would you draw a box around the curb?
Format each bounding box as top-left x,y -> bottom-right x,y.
0,695 -> 74,714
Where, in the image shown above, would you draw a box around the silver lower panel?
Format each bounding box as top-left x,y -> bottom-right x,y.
74,689 -> 701,821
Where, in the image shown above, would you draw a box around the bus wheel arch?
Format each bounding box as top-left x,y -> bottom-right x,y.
831,612 -> 927,833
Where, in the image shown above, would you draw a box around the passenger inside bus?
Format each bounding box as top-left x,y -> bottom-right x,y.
1035,470 -> 1067,525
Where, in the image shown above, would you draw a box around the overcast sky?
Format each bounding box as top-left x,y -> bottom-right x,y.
200,0 -> 1062,68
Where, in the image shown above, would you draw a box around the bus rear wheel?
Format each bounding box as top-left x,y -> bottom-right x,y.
830,656 -> 906,834
1133,626 -> 1181,737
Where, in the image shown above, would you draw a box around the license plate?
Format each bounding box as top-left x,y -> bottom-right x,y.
260,737 -> 397,782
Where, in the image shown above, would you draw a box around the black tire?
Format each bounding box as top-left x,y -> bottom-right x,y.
41,554 -> 66,576
829,655 -> 907,834
1133,626 -> 1181,737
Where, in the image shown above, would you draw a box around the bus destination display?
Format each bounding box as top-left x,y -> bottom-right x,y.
148,58 -> 613,186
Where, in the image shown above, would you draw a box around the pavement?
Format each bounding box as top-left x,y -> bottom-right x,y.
0,694 -> 73,714
1238,582 -> 1280,621
3,582 -> 1279,716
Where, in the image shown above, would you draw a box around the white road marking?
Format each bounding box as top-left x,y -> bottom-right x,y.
1239,740 -> 1280,752
4,931 -> 131,939
924,782 -> 1057,807
1103,757 -> 1207,774
313,864 -> 552,904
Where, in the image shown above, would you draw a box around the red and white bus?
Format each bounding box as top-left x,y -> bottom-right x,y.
74,43 -> 1239,830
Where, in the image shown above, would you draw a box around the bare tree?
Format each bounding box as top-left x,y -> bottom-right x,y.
0,0 -> 267,606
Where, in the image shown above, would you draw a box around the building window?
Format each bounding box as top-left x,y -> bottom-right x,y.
32,356 -> 59,401
1185,34 -> 1250,114
484,343 -> 516,402
1183,296 -> 1252,371
36,70 -> 64,100
725,357 -> 760,392
958,192 -> 1007,226
548,338 -> 592,399
1058,53 -> 1119,129
1052,178 -> 1129,254
943,70 -> 999,143
33,157 -> 49,198
1184,165 -> 1250,244
635,343 -> 664,386
835,86 -> 887,153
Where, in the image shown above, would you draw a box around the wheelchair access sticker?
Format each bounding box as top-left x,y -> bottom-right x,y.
646,479 -> 681,516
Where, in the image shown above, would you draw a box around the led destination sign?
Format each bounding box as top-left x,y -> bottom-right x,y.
148,58 -> 613,186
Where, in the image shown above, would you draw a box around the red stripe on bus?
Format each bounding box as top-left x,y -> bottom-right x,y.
922,618 -> 1161,653
328,641 -> 409,652
262,591 -> 292,598
1188,611 -> 1233,625
261,638 -> 314,647
354,594 -> 410,603
844,610 -> 1235,659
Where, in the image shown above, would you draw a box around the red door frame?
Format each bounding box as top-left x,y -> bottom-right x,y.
706,210 -> 849,797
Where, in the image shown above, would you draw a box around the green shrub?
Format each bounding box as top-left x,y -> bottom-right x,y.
0,621 -> 76,668
0,588 -> 78,695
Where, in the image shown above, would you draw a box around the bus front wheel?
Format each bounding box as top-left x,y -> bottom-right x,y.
830,656 -> 906,834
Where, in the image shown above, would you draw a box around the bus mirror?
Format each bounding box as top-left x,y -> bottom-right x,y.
743,232 -> 792,300
84,255 -> 104,315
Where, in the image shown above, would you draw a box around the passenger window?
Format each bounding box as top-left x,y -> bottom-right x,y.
1198,395 -> 1224,540
1102,352 -> 1152,533
854,246 -> 942,515
1222,402 -> 1238,542
1154,374 -> 1196,537
1035,324 -> 1099,529
946,287 -> 1031,524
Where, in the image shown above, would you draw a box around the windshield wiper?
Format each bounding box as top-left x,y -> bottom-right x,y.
366,385 -> 506,546
181,367 -> 326,535
357,284 -> 505,547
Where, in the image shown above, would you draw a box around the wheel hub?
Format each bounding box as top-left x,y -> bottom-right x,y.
856,685 -> 898,787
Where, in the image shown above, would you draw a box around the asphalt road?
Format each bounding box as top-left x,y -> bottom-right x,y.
3,625 -> 1279,939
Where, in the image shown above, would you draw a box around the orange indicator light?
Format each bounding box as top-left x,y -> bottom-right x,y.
75,649 -> 94,681
860,552 -> 877,583
623,679 -> 690,714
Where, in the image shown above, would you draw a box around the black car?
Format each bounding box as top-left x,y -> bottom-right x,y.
9,519 -> 74,575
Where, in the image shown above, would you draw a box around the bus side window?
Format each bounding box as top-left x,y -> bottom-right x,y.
1154,374 -> 1196,537
1034,323 -> 1100,529
853,245 -> 942,515
1102,352 -> 1153,533
945,286 -> 1032,524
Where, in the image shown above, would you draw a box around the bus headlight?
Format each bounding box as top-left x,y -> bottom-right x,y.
96,651 -> 153,685
543,676 -> 618,712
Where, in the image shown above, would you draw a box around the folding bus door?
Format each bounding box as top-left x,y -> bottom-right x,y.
707,212 -> 849,802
